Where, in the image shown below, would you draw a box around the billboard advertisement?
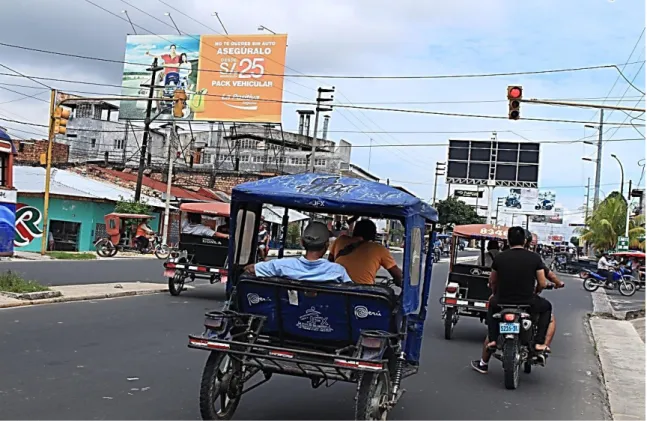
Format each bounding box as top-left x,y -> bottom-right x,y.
502,188 -> 558,215
119,34 -> 288,123
530,207 -> 564,224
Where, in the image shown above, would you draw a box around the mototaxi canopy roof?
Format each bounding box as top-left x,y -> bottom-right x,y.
611,251 -> 645,259
180,201 -> 230,217
232,173 -> 438,221
451,224 -> 538,244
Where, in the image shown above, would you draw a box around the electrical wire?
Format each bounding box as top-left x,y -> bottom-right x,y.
2,39 -> 643,81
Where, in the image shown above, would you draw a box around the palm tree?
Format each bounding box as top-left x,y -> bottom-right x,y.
577,193 -> 645,252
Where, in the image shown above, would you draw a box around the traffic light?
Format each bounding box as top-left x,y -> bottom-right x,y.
53,106 -> 70,135
173,89 -> 187,118
507,85 -> 522,120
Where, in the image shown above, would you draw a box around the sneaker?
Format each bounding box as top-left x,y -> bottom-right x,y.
471,360 -> 489,374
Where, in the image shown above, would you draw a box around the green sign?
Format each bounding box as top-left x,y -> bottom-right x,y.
617,236 -> 629,252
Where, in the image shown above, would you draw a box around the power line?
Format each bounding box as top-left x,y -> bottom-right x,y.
0,39 -> 644,80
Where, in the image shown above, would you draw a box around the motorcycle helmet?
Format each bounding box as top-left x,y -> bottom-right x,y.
524,229 -> 534,248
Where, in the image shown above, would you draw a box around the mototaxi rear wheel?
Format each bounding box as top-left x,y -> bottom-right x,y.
199,352 -> 243,420
444,307 -> 455,340
169,271 -> 185,296
355,371 -> 391,421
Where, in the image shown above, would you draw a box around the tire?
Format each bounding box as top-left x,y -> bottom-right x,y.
583,278 -> 600,292
355,372 -> 390,421
619,280 -> 637,297
523,361 -> 532,374
502,340 -> 520,390
199,352 -> 242,420
155,244 -> 170,260
444,307 -> 455,340
95,239 -> 117,257
169,271 -> 185,296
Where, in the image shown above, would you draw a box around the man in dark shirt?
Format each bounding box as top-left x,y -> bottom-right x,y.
471,227 -> 553,374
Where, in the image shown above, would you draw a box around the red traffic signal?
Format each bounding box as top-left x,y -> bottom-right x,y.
507,86 -> 522,120
507,86 -> 522,100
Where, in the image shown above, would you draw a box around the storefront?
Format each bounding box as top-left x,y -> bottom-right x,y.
14,194 -> 161,252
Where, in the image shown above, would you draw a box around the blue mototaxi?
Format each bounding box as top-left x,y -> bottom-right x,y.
187,174 -> 438,420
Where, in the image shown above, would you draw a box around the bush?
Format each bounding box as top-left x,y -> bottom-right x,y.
114,197 -> 152,215
0,271 -> 49,293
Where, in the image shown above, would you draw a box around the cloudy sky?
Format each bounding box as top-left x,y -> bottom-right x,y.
0,0 -> 644,234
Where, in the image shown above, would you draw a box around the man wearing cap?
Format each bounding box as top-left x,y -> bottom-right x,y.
244,222 -> 352,283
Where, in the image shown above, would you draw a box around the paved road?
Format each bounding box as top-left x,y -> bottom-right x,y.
0,261 -> 607,420
0,259 -> 166,286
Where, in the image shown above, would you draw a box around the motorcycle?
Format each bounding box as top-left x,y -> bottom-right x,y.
549,256 -> 579,274
581,268 -> 637,297
433,246 -> 441,263
505,196 -> 522,209
490,283 -> 558,390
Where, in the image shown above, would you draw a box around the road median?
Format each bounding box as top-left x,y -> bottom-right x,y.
0,282 -> 167,309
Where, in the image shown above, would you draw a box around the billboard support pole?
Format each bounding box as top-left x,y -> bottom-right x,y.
485,180 -> 495,225
134,59 -> 163,202
162,121 -> 177,245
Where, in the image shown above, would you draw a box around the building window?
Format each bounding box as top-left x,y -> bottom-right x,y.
239,155 -> 249,162
91,138 -> 96,148
0,154 -> 6,186
114,139 -> 123,149
315,158 -> 326,167
66,133 -> 77,138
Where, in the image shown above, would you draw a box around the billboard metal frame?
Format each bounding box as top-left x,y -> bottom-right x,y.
446,138 -> 540,189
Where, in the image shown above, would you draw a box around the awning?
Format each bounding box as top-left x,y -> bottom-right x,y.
262,205 -> 310,224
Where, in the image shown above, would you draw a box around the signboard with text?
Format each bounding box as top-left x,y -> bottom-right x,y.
119,34 -> 288,123
454,189 -> 483,198
617,236 -> 629,252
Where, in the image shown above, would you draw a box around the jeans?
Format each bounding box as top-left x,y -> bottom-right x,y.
487,295 -> 553,345
598,269 -> 614,285
135,236 -> 149,251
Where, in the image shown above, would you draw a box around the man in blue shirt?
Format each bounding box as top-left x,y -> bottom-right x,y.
244,221 -> 352,283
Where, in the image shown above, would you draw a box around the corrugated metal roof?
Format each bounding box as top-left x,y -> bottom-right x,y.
14,166 -> 169,208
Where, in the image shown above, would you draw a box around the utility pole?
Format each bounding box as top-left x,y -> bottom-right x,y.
385,178 -> 391,246
432,162 -> 446,206
40,89 -> 57,255
134,59 -> 162,202
584,177 -> 591,222
625,179 -> 632,238
593,109 -> 603,209
309,87 -> 334,172
162,122 -> 178,244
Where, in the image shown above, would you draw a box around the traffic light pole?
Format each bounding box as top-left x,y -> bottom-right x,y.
135,59 -> 162,202
40,89 -> 57,255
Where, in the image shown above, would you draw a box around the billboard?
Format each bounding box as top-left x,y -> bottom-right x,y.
530,207 -> 564,224
119,34 -> 288,123
446,139 -> 540,188
502,188 -> 558,215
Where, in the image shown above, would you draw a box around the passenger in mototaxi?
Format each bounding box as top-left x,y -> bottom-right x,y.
243,221 -> 352,283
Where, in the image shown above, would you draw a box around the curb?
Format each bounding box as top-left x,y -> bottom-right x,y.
0,288 -> 167,309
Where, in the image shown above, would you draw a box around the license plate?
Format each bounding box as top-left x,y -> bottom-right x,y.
163,269 -> 175,278
499,322 -> 520,334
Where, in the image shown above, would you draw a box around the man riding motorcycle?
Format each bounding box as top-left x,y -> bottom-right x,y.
471,227 -> 563,374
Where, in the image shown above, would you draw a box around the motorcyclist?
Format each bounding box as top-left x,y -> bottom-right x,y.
597,251 -> 615,287
471,227 -> 561,374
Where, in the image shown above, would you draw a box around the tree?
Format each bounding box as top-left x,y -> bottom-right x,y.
576,192 -> 645,252
114,197 -> 152,215
570,236 -> 580,247
435,197 -> 484,231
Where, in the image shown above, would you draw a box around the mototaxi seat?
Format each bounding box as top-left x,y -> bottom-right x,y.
234,274 -> 398,347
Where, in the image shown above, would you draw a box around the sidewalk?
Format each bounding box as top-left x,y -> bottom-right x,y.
0,282 -> 167,309
3,251 -> 157,262
589,288 -> 645,420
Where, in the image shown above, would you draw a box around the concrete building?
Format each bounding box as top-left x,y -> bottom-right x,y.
0,127 -> 17,256
171,123 -> 352,175
55,99 -> 167,167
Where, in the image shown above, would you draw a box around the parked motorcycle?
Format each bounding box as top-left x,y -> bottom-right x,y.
490,283 -> 559,390
581,269 -> 636,297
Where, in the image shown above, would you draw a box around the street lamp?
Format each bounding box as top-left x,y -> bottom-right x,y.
582,157 -> 597,163
610,154 -> 625,197
258,25 -> 277,34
